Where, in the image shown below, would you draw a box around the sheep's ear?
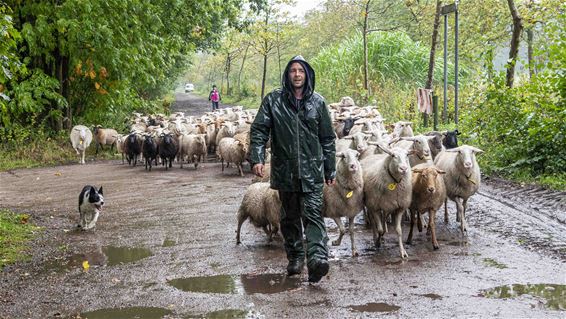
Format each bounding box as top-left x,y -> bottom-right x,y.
445,147 -> 460,153
363,133 -> 371,138
388,137 -> 400,145
455,129 -> 461,135
343,136 -> 354,140
412,167 -> 424,173
336,152 -> 345,158
98,186 -> 103,195
353,150 -> 360,157
435,169 -> 446,175
407,149 -> 416,156
375,142 -> 393,156
471,146 -> 484,154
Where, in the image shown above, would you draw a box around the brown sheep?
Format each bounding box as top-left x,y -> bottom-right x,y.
406,163 -> 447,250
94,125 -> 118,154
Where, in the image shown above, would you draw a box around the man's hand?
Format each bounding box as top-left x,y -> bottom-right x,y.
325,179 -> 336,186
253,163 -> 265,177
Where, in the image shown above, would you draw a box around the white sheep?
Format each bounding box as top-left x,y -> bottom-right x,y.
434,145 -> 484,234
322,149 -> 364,257
179,133 -> 207,169
70,125 -> 93,164
361,143 -> 413,258
390,135 -> 435,167
217,137 -> 248,177
236,182 -> 281,244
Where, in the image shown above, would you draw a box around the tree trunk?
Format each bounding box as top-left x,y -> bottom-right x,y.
225,54 -> 231,96
237,44 -> 249,96
425,0 -> 442,90
506,0 -> 523,88
526,28 -> 534,79
261,51 -> 268,100
423,0 -> 442,127
362,0 -> 371,100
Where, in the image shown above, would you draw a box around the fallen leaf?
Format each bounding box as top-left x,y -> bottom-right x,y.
54,172 -> 62,176
82,261 -> 90,271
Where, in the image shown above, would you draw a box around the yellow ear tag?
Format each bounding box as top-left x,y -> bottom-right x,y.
82,260 -> 90,271
346,191 -> 353,198
388,183 -> 397,191
79,140 -> 83,145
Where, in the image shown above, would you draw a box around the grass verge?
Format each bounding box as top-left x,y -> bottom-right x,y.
0,209 -> 42,269
0,134 -> 120,172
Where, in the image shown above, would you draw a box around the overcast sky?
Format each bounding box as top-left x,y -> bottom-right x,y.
280,0 -> 324,18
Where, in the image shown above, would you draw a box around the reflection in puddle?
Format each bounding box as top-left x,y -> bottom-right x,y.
482,258 -> 508,269
80,306 -> 172,319
103,246 -> 153,266
169,275 -> 237,294
168,273 -> 302,295
45,246 -> 152,272
185,309 -> 250,319
422,293 -> 443,300
483,284 -> 565,310
348,302 -> 400,313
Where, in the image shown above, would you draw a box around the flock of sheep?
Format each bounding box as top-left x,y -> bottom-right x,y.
69,96 -> 483,259
236,96 -> 483,259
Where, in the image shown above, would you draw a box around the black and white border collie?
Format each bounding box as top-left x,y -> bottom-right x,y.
78,185 -> 104,230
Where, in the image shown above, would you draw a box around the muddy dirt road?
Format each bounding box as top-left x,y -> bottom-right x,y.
1,93 -> 565,318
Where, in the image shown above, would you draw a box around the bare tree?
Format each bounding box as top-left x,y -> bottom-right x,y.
506,0 -> 524,88
424,0 -> 443,125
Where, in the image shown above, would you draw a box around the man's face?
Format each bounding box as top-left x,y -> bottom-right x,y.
289,62 -> 305,90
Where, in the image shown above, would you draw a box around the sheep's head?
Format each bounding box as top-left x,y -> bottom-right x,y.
402,136 -> 433,161
336,149 -> 360,173
412,165 -> 445,194
447,145 -> 483,170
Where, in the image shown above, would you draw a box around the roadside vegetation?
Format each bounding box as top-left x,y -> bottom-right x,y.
0,209 -> 42,269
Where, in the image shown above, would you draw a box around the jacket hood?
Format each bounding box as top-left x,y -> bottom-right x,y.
282,55 -> 315,100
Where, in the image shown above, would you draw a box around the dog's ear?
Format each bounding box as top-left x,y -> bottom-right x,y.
98,186 -> 103,195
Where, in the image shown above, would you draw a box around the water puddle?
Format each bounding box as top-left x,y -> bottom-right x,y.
80,306 -> 172,319
43,245 -> 152,272
421,293 -> 443,300
162,238 -> 176,247
348,302 -> 400,313
103,246 -> 153,266
482,258 -> 508,269
482,284 -> 566,310
185,309 -> 250,319
168,273 -> 302,295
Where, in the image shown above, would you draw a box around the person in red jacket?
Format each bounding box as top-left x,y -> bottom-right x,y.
208,85 -> 221,111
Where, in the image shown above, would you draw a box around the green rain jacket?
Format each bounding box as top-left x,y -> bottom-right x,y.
250,56 -> 336,192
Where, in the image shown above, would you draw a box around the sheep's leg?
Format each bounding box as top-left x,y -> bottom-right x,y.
429,209 -> 439,250
169,156 -> 173,168
238,163 -> 244,177
462,198 -> 469,221
406,209 -> 415,245
382,211 -> 388,236
194,155 -> 198,168
417,210 -> 423,232
221,158 -> 225,172
133,154 -> 137,167
455,197 -> 467,235
394,209 -> 408,259
444,198 -> 449,223
331,217 -> 345,246
95,143 -> 99,155
373,211 -> 384,248
236,212 -> 247,245
348,216 -> 358,257
81,150 -> 86,164
363,207 -> 373,229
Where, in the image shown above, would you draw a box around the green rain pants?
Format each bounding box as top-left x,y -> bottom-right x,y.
278,186 -> 329,267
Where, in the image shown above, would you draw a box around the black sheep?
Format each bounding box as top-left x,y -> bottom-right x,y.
124,133 -> 141,166
142,135 -> 158,171
158,133 -> 178,170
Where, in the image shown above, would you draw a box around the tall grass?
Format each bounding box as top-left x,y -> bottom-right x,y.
312,31 -> 456,122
